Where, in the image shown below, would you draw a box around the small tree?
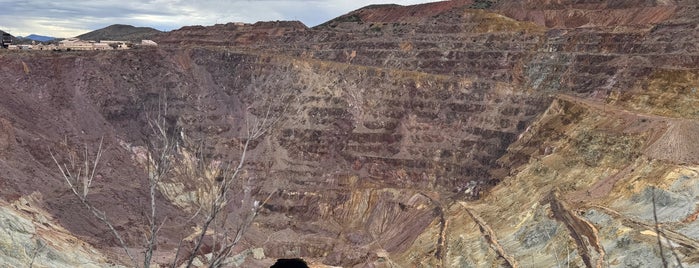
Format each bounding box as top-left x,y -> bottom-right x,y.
181,102 -> 281,267
50,137 -> 138,266
52,90 -> 292,267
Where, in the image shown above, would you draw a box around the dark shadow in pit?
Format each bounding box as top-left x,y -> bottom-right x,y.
270,258 -> 309,268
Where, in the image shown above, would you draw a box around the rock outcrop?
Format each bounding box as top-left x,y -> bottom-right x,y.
0,193 -> 120,267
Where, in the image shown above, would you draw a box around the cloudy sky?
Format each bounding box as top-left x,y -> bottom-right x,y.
0,0 -> 434,38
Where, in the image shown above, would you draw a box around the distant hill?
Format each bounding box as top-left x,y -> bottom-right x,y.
76,24 -> 162,42
315,0 -> 471,28
0,30 -> 11,47
0,30 -> 13,40
24,34 -> 55,42
0,32 -> 57,45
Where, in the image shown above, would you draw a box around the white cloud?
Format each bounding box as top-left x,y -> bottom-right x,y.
0,0 -> 433,38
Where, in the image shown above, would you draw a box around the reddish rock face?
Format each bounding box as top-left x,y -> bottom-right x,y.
156,21 -> 308,46
2,0 -> 699,267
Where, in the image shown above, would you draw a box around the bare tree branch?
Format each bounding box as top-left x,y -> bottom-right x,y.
171,207 -> 203,268
52,88 -> 294,268
185,93 -> 289,268
208,190 -> 276,268
143,93 -> 178,268
28,239 -> 47,268
50,139 -> 138,266
185,138 -> 251,268
652,187 -> 685,268
653,187 -> 669,268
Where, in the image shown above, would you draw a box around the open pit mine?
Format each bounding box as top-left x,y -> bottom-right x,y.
1,0 -> 699,267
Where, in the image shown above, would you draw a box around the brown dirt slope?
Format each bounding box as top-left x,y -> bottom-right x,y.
645,120 -> 699,164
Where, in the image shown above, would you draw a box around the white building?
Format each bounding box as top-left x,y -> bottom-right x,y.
58,38 -> 120,51
141,40 -> 157,46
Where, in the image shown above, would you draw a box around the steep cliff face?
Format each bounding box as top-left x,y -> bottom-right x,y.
1,0 -> 699,267
405,93 -> 699,267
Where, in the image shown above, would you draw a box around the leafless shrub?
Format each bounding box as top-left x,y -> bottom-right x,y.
182,96 -> 285,268
53,89 -> 293,268
142,94 -> 178,267
50,137 -> 138,266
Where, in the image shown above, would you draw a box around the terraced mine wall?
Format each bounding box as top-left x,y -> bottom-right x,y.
0,46 -> 548,266
2,0 -> 699,266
